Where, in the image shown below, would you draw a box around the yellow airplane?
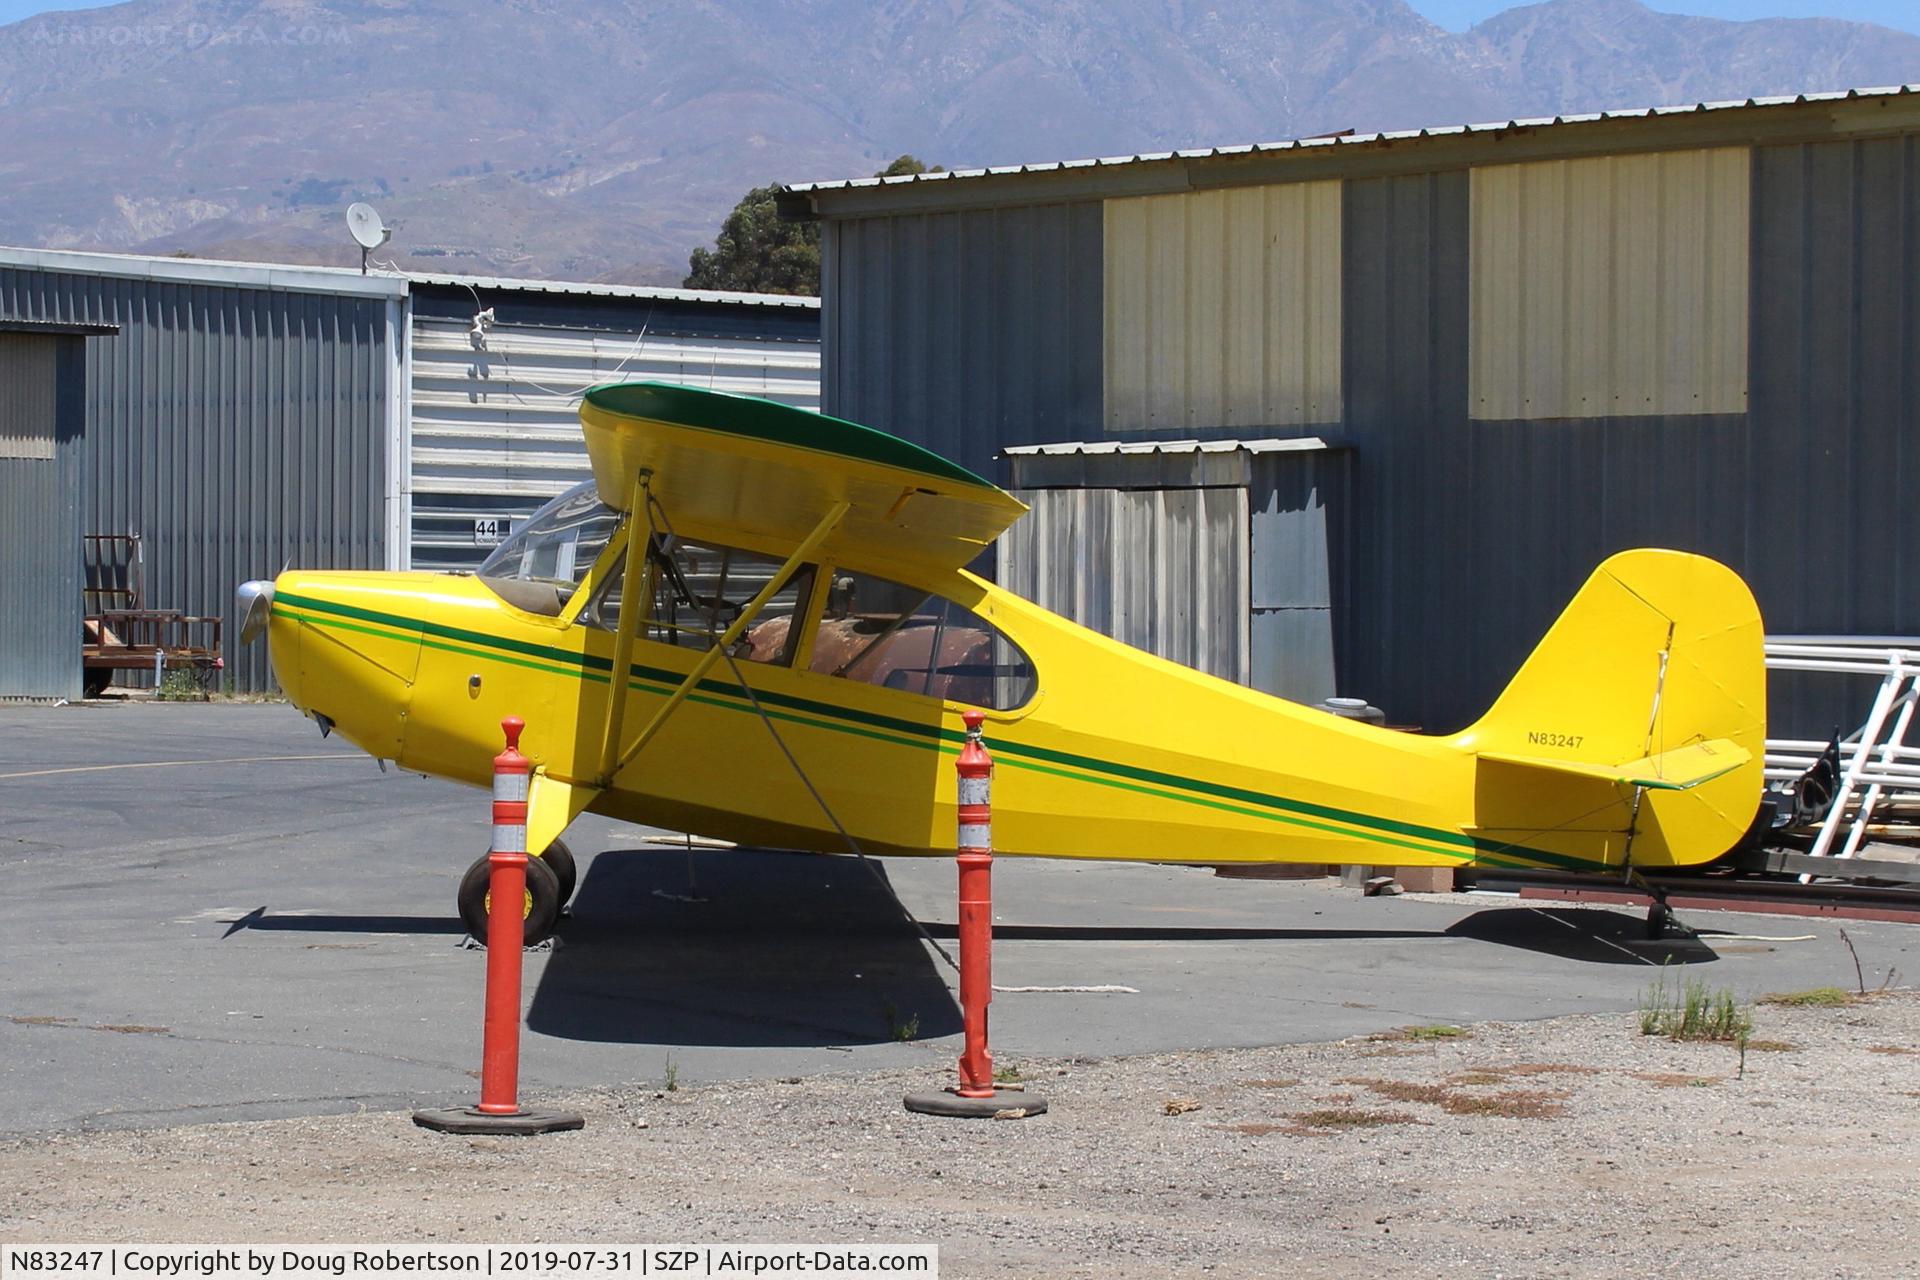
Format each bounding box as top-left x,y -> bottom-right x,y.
237,381 -> 1766,943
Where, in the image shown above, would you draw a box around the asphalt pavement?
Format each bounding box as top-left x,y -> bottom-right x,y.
3,701 -> 1915,1136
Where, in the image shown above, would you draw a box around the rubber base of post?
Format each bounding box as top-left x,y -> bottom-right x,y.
411,1106 -> 585,1135
901,1088 -> 1048,1119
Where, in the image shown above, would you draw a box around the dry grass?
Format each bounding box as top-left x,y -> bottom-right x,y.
92,1024 -> 170,1035
1341,1078 -> 1454,1105
1340,1076 -> 1570,1119
1288,1108 -> 1416,1131
5,1015 -> 74,1026
1741,1040 -> 1798,1053
1437,1089 -> 1570,1118
1214,1122 -> 1292,1136
1238,1078 -> 1302,1089
1633,1072 -> 1719,1089
1162,1098 -> 1203,1116
1867,1045 -> 1919,1056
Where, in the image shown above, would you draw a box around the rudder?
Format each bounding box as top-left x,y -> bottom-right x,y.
1459,550 -> 1766,870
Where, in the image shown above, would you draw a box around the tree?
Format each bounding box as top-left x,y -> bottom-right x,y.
683,157 -> 944,295
875,154 -> 942,178
683,183 -> 820,295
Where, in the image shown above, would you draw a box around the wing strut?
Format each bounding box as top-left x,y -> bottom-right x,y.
605,497 -> 851,779
594,469 -> 653,786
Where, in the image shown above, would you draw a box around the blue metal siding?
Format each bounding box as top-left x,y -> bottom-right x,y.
0,267 -> 391,691
1748,135 -> 1920,737
1337,142 -> 1919,737
1249,449 -> 1348,706
0,336 -> 85,700
821,202 -> 1103,484
816,130 -> 1920,742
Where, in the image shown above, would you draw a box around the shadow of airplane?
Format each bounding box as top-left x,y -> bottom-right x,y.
1445,906 -> 1720,966
524,847 -> 965,1048
220,856 -> 1723,1049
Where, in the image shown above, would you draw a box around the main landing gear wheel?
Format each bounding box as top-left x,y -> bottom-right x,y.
1645,901 -> 1673,940
534,838 -> 577,906
457,853 -> 560,947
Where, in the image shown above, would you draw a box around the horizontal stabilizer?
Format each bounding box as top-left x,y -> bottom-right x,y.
1478,739 -> 1752,793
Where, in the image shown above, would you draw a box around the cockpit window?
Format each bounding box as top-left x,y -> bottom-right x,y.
476,480 -> 620,617
809,568 -> 1037,710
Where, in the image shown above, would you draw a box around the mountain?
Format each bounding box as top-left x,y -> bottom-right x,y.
0,0 -> 1914,284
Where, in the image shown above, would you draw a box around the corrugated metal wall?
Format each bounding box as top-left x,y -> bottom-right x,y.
410,312 -> 820,571
1000,483 -> 1250,684
821,202 -> 1103,483
0,267 -> 394,691
1469,149 -> 1750,420
1249,449 -> 1348,706
0,334 -> 83,700
819,127 -> 1920,740
1747,135 -> 1920,734
1104,183 -> 1342,432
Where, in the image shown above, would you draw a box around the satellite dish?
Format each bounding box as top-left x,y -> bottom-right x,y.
345,202 -> 391,272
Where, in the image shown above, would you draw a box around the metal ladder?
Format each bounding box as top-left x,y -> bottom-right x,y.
1764,639 -> 1920,875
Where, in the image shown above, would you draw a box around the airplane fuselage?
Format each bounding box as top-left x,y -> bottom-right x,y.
263,529 -> 1759,875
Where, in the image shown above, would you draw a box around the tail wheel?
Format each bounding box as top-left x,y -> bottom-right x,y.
457,853 -> 561,947
534,838 -> 577,906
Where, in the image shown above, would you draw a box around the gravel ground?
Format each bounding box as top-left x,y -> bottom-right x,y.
3,993 -> 1917,1278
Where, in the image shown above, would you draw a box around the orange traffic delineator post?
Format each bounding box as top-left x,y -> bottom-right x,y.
415,716 -> 583,1136
904,710 -> 1047,1119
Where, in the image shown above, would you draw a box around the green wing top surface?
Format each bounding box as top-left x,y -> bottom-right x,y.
578,381 -> 1027,573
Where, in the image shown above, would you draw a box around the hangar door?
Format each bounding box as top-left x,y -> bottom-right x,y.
1001,440 -> 1345,705
0,332 -> 82,701
1001,484 -> 1250,684
408,311 -> 820,572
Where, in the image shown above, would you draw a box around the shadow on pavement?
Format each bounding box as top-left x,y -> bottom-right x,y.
923,922 -> 1449,943
525,848 -> 963,1048
1446,906 -> 1720,966
221,908 -> 466,937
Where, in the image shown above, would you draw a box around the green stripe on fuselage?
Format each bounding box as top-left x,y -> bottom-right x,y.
271,589 -> 1606,871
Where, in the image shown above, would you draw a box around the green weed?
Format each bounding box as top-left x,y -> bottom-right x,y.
1758,987 -> 1852,1008
1639,970 -> 1752,1042
154,669 -> 204,702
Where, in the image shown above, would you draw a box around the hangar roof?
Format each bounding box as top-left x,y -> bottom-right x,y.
781,84 -> 1920,218
0,247 -> 819,310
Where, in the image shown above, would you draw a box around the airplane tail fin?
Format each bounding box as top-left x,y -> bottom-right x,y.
1460,550 -> 1766,871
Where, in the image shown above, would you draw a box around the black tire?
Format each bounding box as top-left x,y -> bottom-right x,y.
1646,902 -> 1672,940
534,838 -> 577,905
457,853 -> 561,947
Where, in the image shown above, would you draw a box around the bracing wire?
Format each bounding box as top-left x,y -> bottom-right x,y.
640,483 -> 961,975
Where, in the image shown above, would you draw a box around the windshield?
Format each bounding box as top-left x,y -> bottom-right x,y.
476,481 -> 620,616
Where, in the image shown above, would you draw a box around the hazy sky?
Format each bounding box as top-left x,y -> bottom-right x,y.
0,0 -> 1915,37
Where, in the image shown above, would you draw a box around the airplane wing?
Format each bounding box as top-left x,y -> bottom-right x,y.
579,382 -> 1028,574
